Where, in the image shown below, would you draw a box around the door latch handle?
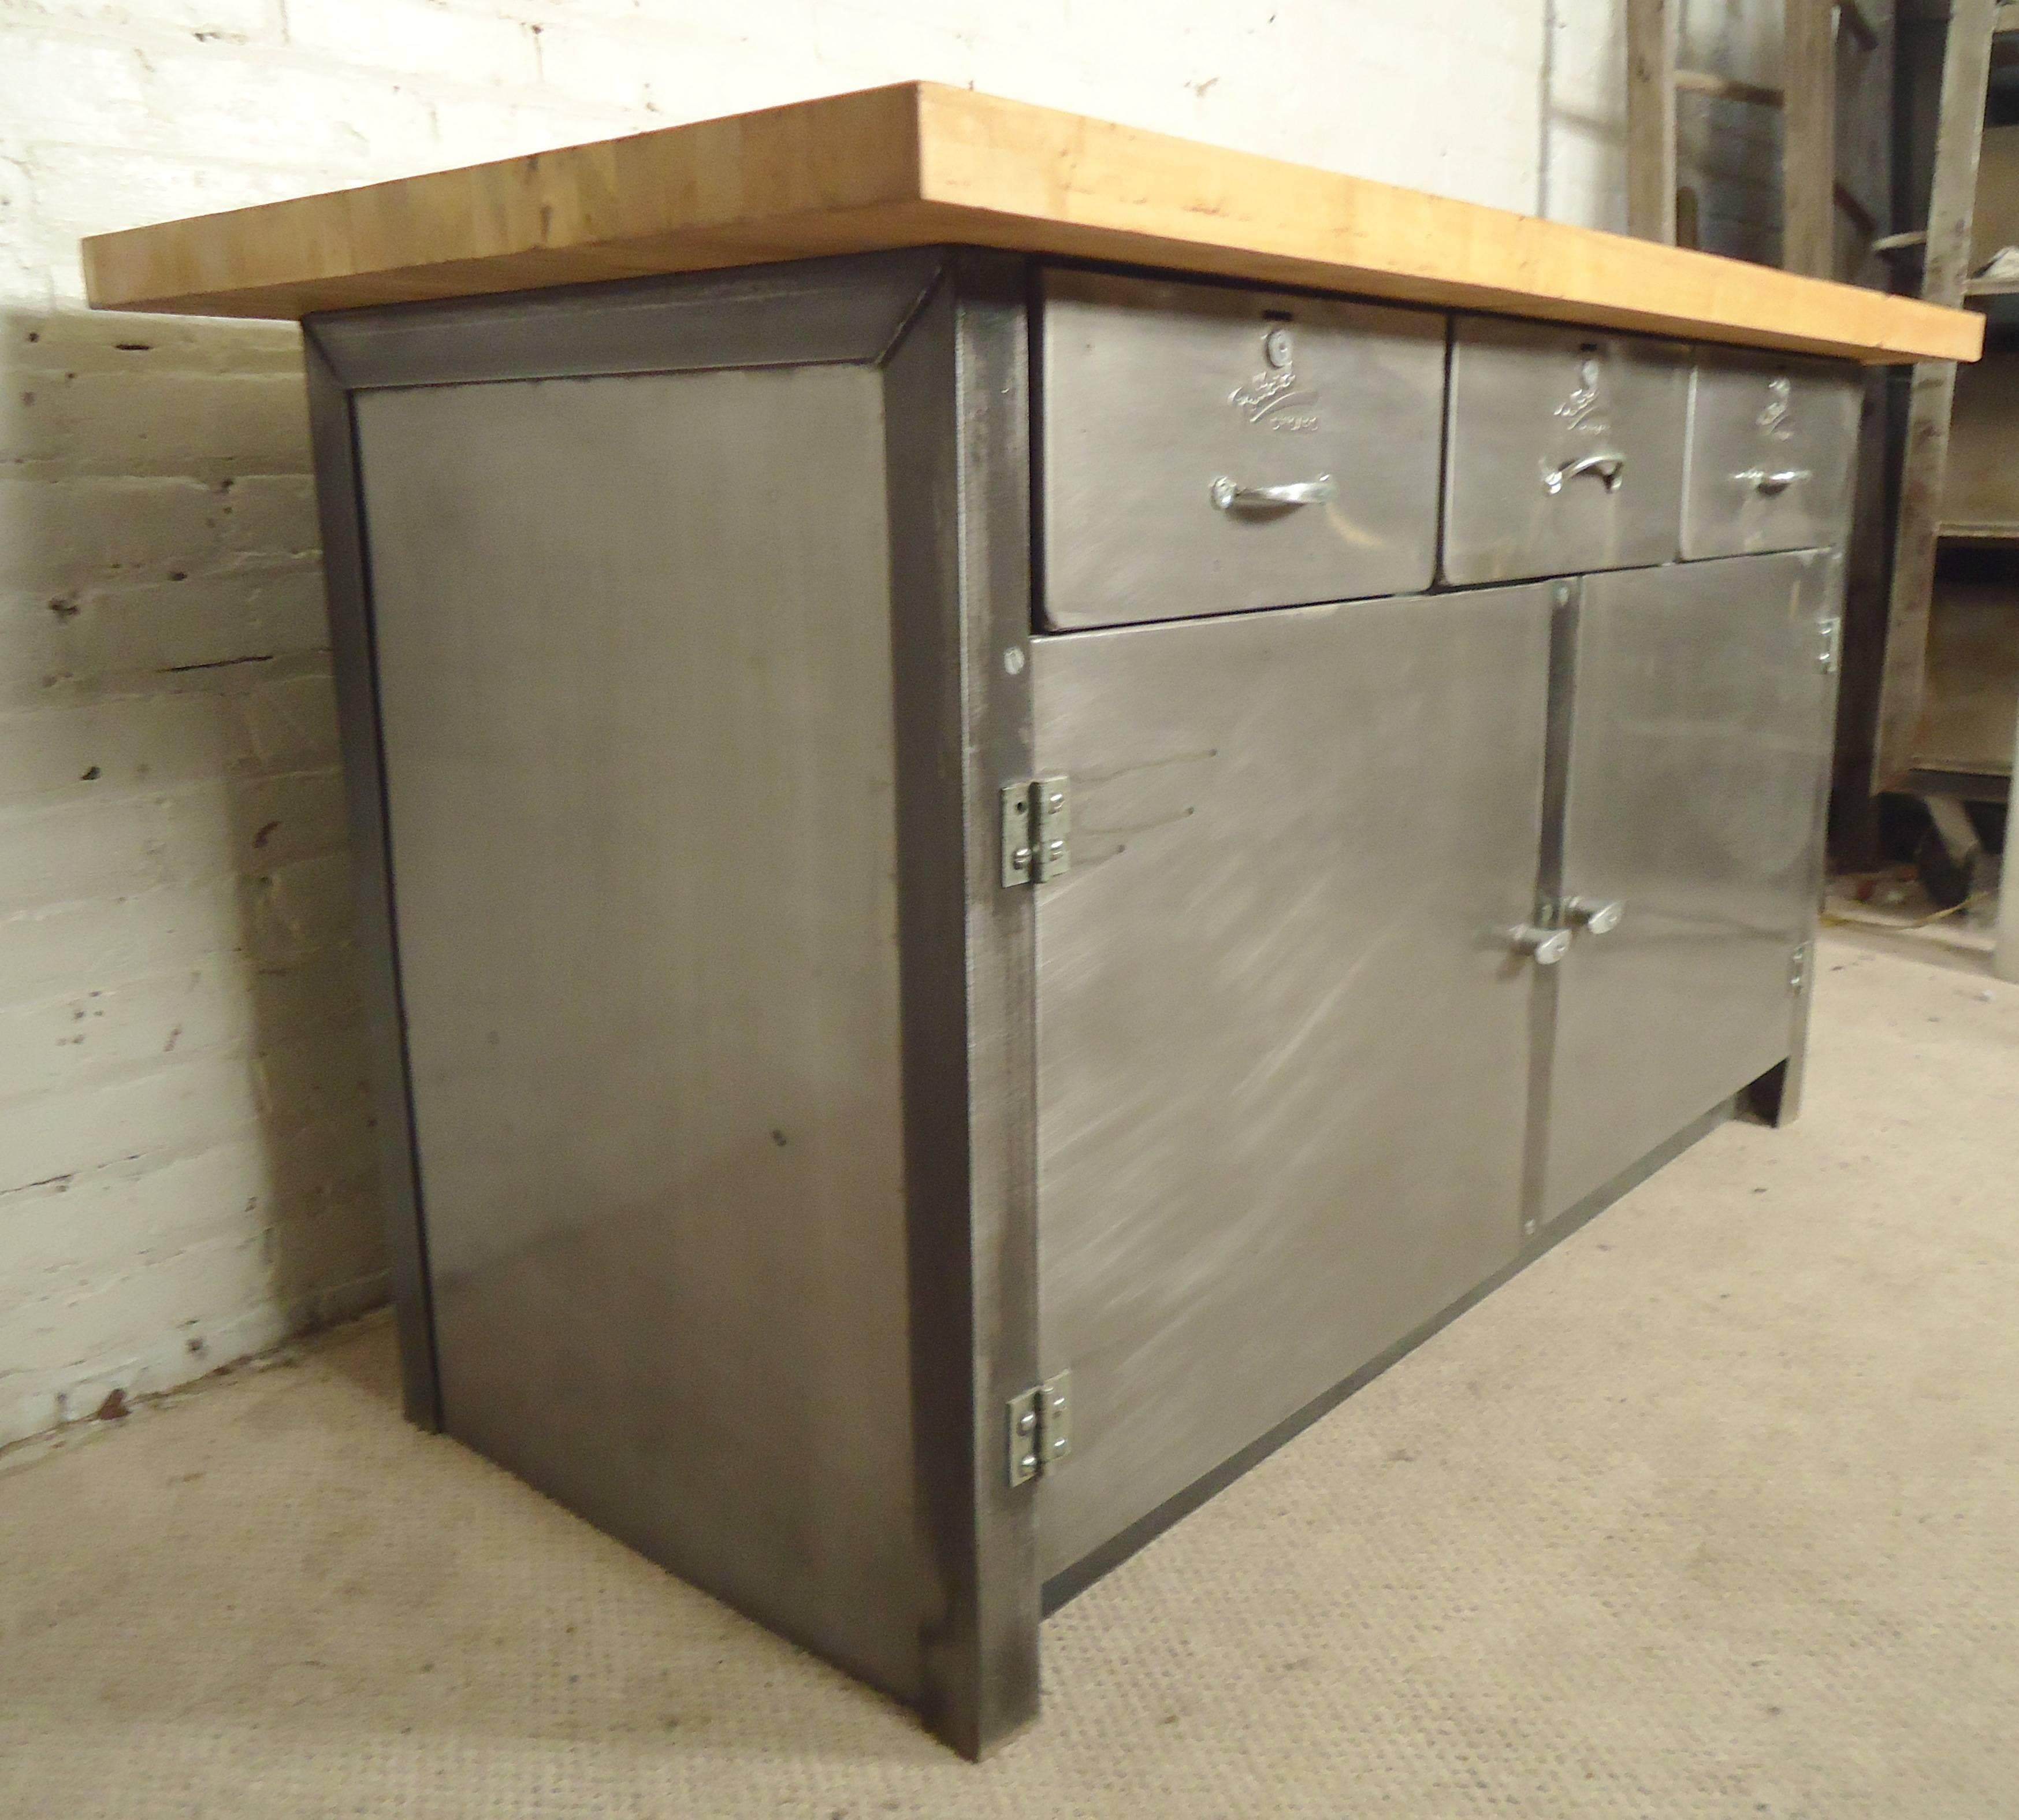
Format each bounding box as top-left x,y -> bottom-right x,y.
1210,474 -> 1337,511
1507,924 -> 1571,965
1543,452 -> 1626,496
1561,896 -> 1624,935
1736,466 -> 1812,495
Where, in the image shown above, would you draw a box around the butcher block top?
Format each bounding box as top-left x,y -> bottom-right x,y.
83,81 -> 1980,365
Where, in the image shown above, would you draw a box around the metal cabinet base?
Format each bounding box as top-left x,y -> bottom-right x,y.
306,250 -> 1846,1760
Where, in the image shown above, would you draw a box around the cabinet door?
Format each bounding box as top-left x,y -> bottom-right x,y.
1542,552 -> 1837,1222
1031,587 -> 1552,1582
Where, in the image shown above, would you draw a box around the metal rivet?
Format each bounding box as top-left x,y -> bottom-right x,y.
1020,1454 -> 1038,1473
1003,647 -> 1025,675
1017,1410 -> 1037,1435
1553,582 -> 1572,607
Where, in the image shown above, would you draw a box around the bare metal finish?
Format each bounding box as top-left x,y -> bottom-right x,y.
1541,551 -> 1838,1221
1210,473 -> 1337,510
299,242 -> 1862,1761
1683,351 -> 1860,559
1006,1372 -> 1073,1489
309,254 -> 1047,1760
311,251 -> 945,390
1544,451 -> 1627,496
354,363 -> 927,1699
1746,554 -> 1846,1132
1561,896 -> 1625,934
302,335 -> 441,1432
1031,779 -> 1072,882
1029,586 -> 1553,1580
1038,269 -> 1444,627
1444,316 -> 1688,584
1817,614 -> 1844,675
1006,1389 -> 1042,1487
881,256 -> 1044,1758
1509,923 -> 1574,964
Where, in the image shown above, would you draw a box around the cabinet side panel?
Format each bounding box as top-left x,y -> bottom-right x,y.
352,366 -> 920,1699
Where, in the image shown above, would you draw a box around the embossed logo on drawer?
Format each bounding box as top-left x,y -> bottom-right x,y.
1758,374 -> 1794,439
1229,324 -> 1319,432
1553,354 -> 1612,439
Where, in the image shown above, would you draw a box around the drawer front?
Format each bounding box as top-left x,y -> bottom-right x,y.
1684,350 -> 1860,558
1444,317 -> 1687,584
1039,269 -> 1445,629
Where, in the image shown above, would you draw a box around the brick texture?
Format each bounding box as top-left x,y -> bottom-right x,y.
0,0 -> 1758,1450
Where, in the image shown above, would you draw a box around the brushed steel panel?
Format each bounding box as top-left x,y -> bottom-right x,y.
1031,588 -> 1553,1579
314,251 -> 946,390
304,335 -> 441,1431
883,257 -> 1044,1756
1039,269 -> 1445,629
1683,350 -> 1861,559
1444,316 -> 1687,585
1543,553 -> 1836,1221
354,366 -> 921,1699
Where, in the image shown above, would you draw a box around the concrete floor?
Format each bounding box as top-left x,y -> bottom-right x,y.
3,933 -> 2017,1819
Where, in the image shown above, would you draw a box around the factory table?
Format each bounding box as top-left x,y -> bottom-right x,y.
85,84 -> 1981,1759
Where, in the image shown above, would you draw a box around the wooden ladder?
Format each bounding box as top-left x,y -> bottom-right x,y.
1872,0 -> 2014,794
1624,0 -> 1883,273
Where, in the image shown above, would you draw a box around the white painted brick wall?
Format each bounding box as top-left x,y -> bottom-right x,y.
0,0 -> 1778,1451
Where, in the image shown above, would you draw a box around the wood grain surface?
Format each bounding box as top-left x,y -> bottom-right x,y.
81,81 -> 1981,363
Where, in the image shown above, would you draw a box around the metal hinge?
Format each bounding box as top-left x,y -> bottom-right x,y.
1000,777 -> 1071,887
1817,616 -> 1843,674
1006,1370 -> 1073,1487
1789,941 -> 1813,993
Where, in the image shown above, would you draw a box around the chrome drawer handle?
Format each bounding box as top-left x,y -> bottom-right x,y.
1507,924 -> 1571,966
1562,896 -> 1624,935
1210,473 -> 1337,511
1737,466 -> 1812,495
1543,452 -> 1626,495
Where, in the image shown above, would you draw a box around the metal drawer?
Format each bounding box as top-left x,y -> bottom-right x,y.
1683,350 -> 1860,558
1038,269 -> 1445,629
1443,317 -> 1687,584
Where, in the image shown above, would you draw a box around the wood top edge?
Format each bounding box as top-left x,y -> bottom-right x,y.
81,80 -> 1983,365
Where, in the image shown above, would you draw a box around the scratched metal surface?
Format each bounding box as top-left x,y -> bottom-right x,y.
1541,551 -> 1838,1221
1030,586 -> 1553,1580
354,364 -> 923,1702
1682,350 -> 1861,560
1038,268 -> 1446,630
1443,316 -> 1689,586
